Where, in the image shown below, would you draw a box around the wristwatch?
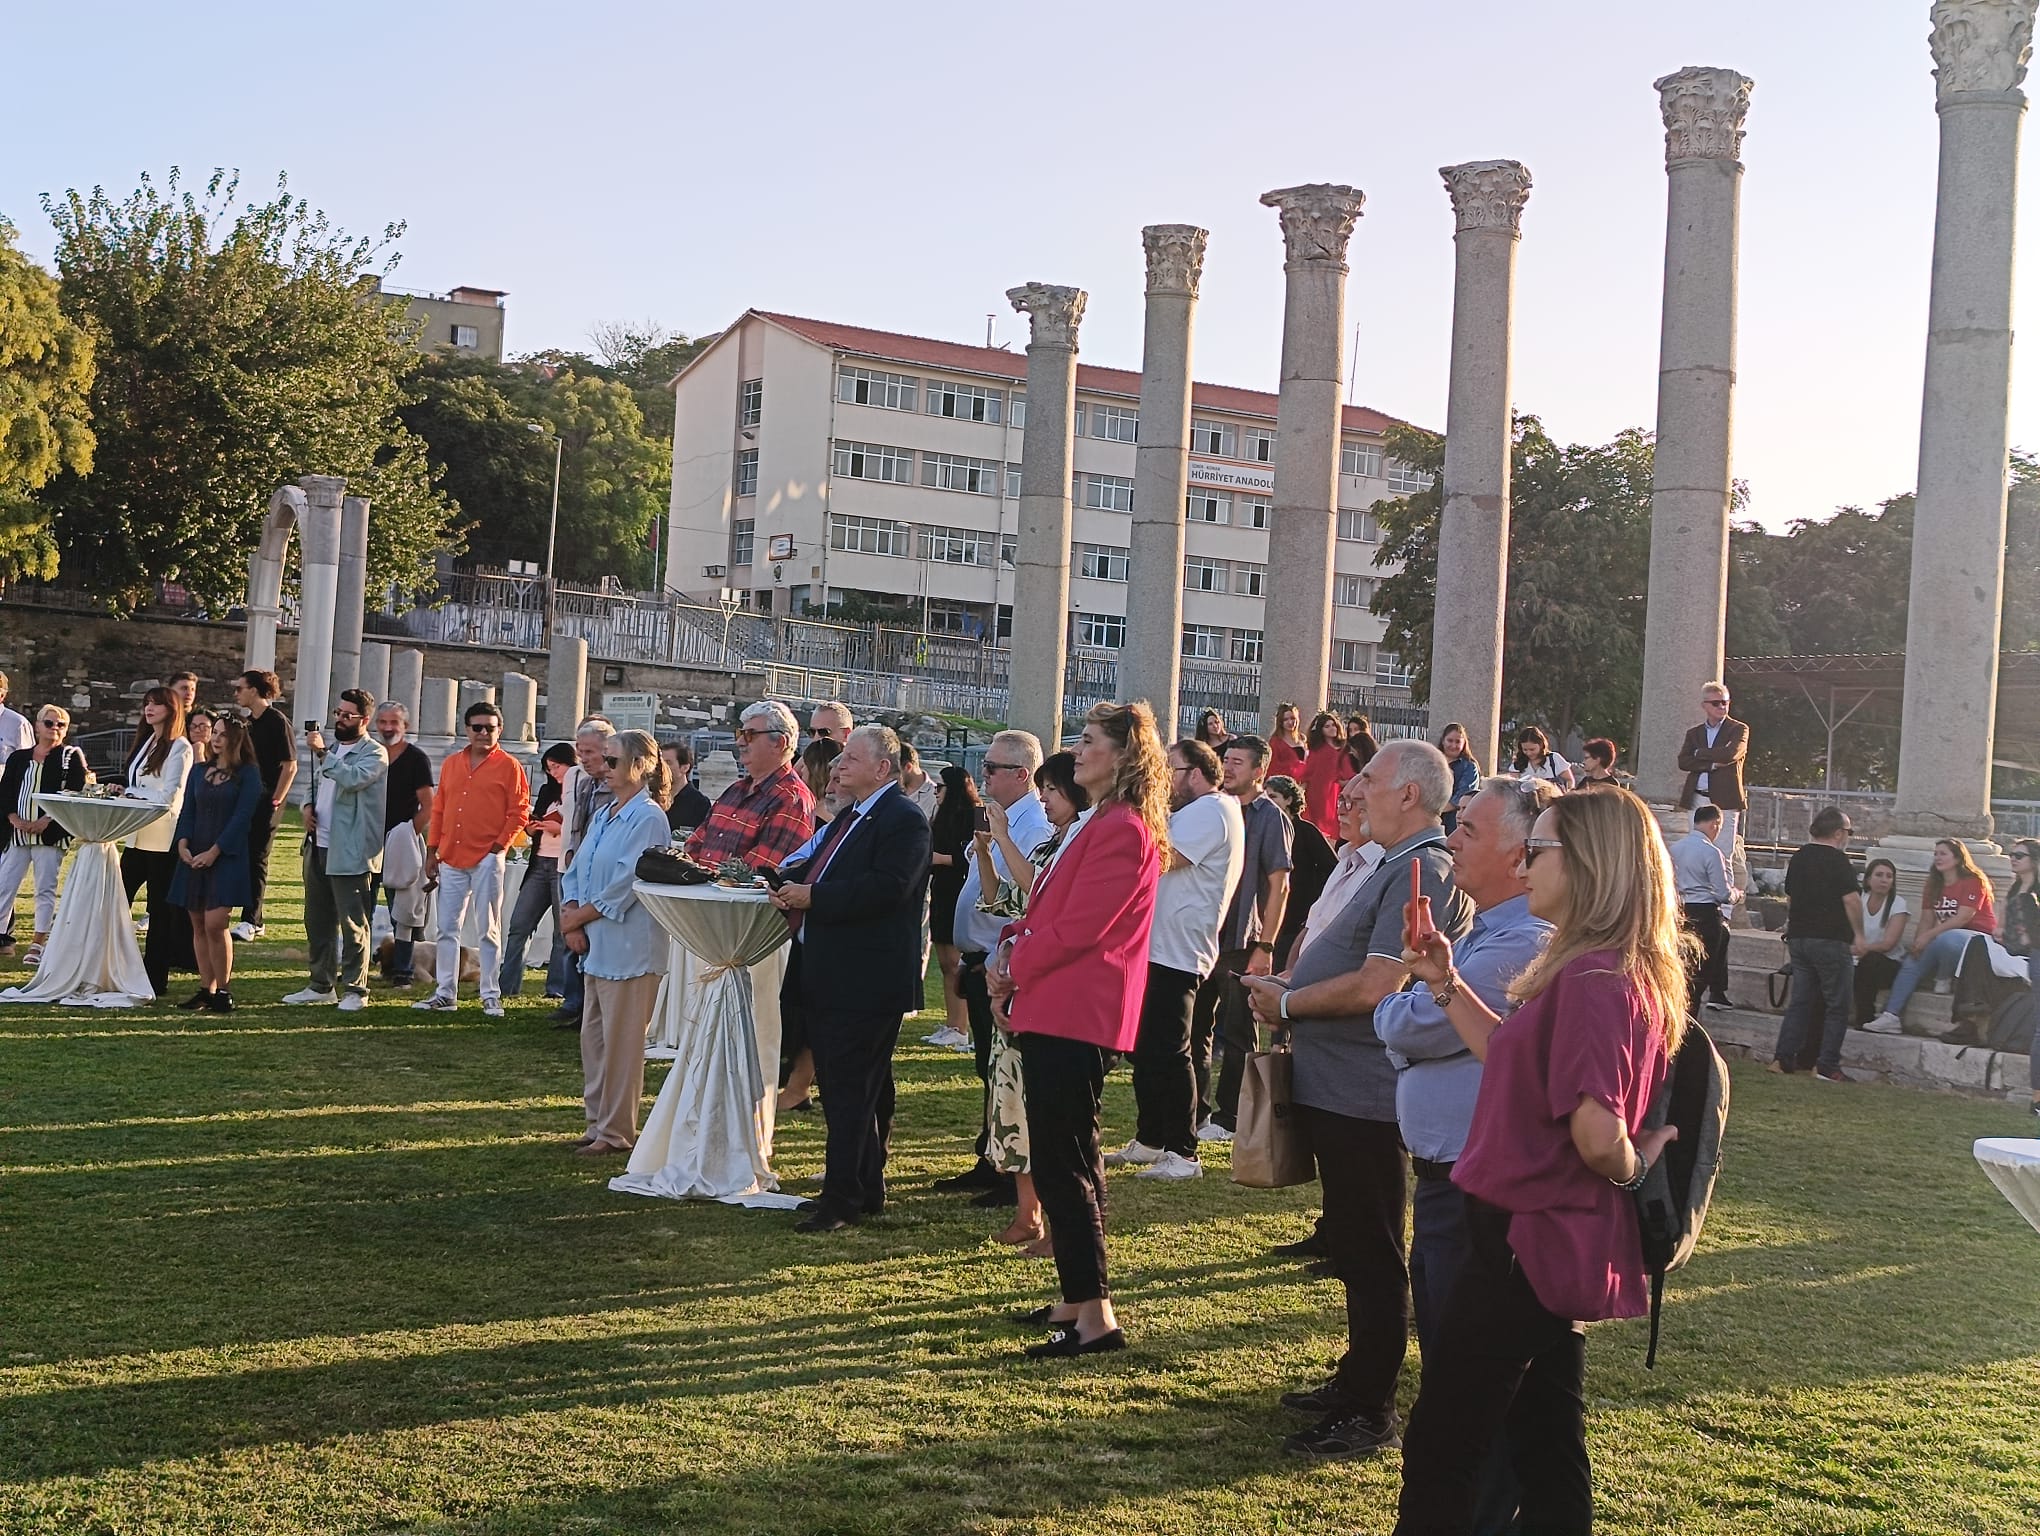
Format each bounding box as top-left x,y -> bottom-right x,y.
1278,990 -> 1292,1022
1432,970 -> 1462,1009
1250,941 -> 1274,955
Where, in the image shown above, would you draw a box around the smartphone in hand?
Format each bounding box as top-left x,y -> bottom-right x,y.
761,864 -> 789,890
974,807 -> 991,834
1407,858 -> 1435,946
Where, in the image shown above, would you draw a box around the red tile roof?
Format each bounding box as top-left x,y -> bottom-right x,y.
750,310 -> 1404,436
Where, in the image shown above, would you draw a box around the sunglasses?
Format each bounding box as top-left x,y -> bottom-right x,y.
1521,837 -> 1564,867
1702,698 -> 1730,707
37,719 -> 64,729
603,754 -> 622,767
468,723 -> 499,733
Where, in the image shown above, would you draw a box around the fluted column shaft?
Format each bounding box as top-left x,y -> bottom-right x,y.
329,493 -> 370,706
1122,226 -> 1208,732
1006,283 -> 1087,747
1429,162 -> 1530,771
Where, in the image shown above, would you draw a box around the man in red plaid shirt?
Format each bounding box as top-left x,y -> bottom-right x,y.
687,700 -> 815,870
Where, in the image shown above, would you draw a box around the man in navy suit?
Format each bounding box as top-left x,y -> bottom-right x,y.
769,723 -> 932,1232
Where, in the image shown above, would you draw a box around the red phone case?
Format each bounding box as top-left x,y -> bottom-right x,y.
1409,859 -> 1434,942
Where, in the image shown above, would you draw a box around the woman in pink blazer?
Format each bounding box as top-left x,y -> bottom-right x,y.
992,700 -> 1169,1359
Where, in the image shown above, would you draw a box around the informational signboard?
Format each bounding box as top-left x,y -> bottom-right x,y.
1187,459 -> 1276,494
602,691 -> 659,733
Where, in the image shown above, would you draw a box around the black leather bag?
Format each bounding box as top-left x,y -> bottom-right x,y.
635,846 -> 713,885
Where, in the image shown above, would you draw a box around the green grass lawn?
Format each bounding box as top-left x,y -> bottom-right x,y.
2,817 -> 2038,1534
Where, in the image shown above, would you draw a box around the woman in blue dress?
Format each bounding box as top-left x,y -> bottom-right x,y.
168,716 -> 262,1012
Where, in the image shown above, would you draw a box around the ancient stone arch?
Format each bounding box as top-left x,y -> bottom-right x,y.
243,474 -> 345,726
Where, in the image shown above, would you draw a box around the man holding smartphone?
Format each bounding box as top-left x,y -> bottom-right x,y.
283,689 -> 389,1011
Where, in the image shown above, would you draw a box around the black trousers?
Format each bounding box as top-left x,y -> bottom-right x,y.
1017,1031 -> 1110,1303
1396,1198 -> 1591,1536
958,950 -> 995,1163
1191,946 -> 1253,1128
1681,901 -> 1729,1008
1774,936 -> 1854,1076
807,1005 -> 903,1219
1132,962 -> 1201,1155
1854,950 -> 1901,1026
120,846 -> 194,997
242,792 -> 278,926
1295,1103 -> 1410,1428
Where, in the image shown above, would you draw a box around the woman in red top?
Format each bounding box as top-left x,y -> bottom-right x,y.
1392,787 -> 1686,1535
1869,837 -> 1998,1030
991,700 -> 1167,1359
1299,710 -> 1348,841
1267,701 -> 1306,781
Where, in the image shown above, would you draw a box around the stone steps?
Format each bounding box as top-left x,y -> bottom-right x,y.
1718,927 -> 1957,1033
1701,1004 -> 2028,1098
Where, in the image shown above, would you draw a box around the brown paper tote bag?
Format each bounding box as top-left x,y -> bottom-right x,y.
1231,1046 -> 1316,1189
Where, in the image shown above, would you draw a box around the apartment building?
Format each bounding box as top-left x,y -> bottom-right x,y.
664,310 -> 1427,694
367,279 -> 510,362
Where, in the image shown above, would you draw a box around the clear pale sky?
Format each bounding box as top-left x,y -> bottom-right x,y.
6,0 -> 2033,531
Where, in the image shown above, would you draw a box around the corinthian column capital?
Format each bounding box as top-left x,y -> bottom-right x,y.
1931,0 -> 2038,97
1655,66 -> 1755,162
1142,225 -> 1209,297
1006,283 -> 1087,350
1259,184 -> 1366,271
1440,160 -> 1533,235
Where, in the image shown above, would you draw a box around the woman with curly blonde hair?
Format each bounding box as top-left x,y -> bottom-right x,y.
990,701 -> 1167,1359
1391,786 -> 1689,1534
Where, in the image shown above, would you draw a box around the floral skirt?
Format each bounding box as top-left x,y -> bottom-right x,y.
985,1025 -> 1030,1174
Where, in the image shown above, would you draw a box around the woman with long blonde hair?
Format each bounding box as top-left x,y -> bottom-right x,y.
989,701 -> 1167,1358
1391,786 -> 1687,1534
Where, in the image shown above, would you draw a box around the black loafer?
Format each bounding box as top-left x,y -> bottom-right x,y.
1025,1326 -> 1127,1360
794,1211 -> 856,1234
1280,1379 -> 1365,1416
1269,1232 -> 1328,1259
179,990 -> 213,1011
1281,1412 -> 1401,1459
1013,1303 -> 1078,1327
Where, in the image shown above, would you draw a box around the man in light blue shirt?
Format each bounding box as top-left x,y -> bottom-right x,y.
1671,804 -> 1735,1010
939,729 -> 1049,1195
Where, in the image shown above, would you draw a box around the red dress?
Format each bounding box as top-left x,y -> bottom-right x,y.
1299,744 -> 1348,841
1268,735 -> 1307,783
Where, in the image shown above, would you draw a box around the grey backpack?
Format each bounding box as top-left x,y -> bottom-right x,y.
1635,1019 -> 1730,1368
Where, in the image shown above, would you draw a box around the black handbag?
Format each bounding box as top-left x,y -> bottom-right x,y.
635,846 -> 714,885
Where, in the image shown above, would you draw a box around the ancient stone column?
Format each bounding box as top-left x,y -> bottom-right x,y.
458,680 -> 497,722
1122,226 -> 1208,732
419,676 -> 456,739
1429,162 -> 1532,771
1006,282 -> 1087,745
328,493 -> 370,706
358,640 -> 391,706
1634,68 -> 1754,805
546,636 -> 588,739
1258,184 -> 1365,730
291,474 -> 347,729
389,647 -> 424,723
1892,0 -> 2037,842
501,671 -> 538,743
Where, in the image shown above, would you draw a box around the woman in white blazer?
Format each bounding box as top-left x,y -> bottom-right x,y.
121,686 -> 195,996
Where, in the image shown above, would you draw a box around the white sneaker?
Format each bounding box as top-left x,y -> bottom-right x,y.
925,1027 -> 966,1048
921,1029 -> 949,1044
1195,1121 -> 1234,1143
282,988 -> 338,1006
1932,979 -> 1953,995
1863,1011 -> 1903,1035
1104,1139 -> 1163,1167
1137,1150 -> 1204,1180
135,914 -> 150,934
229,922 -> 261,942
483,998 -> 505,1018
337,993 -> 365,1012
413,994 -> 456,1011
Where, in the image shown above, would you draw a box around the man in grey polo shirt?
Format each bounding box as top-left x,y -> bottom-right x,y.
1244,738 -> 1472,1461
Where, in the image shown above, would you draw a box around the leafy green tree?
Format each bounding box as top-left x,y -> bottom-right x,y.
0,220 -> 95,581
37,169 -> 459,610
397,359 -> 552,569
534,371 -> 670,587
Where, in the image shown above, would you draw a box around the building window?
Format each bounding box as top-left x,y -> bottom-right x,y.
1334,574 -> 1374,608
1077,613 -> 1126,649
1239,496 -> 1271,530
1191,418 -> 1237,457
921,452 -> 1002,495
1333,639 -> 1372,674
1245,426 -> 1276,463
1087,403 -> 1140,443
1185,556 -> 1227,593
734,449 -> 759,498
1000,534 -> 1016,567
996,603 -> 1013,641
1010,393 -> 1026,430
452,324 -> 479,349
1376,649 -> 1414,688
828,512 -> 912,557
837,366 -> 917,412
739,378 -> 763,428
732,518 -> 755,567
1387,459 -> 1435,494
1338,507 -> 1380,542
917,524 -> 994,566
926,378 -> 1003,423
1341,441 -> 1382,478
833,439 -> 914,484
1186,490 -> 1231,525
1233,562 -> 1266,598
1079,543 -> 1130,582
926,599 -> 982,636
1082,474 -> 1135,513
1230,628 -> 1264,664
1182,623 -> 1224,660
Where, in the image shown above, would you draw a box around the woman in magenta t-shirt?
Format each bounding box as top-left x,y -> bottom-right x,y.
1390,786 -> 1686,1536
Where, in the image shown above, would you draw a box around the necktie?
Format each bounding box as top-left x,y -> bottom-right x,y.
787,809 -> 859,938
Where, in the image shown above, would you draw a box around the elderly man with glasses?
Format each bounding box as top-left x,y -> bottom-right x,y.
685,700 -> 815,872
415,701 -> 529,1017
1678,681 -> 1750,888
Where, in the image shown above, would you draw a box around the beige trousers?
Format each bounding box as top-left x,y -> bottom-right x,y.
581,970 -> 661,1147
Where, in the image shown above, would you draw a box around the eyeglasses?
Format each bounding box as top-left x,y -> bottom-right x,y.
1169,764 -> 1194,776
1336,794 -> 1360,810
738,728 -> 777,743
1521,837 -> 1564,867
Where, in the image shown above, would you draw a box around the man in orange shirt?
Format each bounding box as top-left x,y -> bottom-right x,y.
415,700 -> 529,1018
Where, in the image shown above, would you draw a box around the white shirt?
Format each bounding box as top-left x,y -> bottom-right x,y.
953,790 -> 1052,955
0,706 -> 32,760
1520,753 -> 1571,784
1148,790 -> 1245,978
1697,720 -> 1723,793
313,737 -> 364,849
1294,839 -> 1384,964
1863,893 -> 1910,946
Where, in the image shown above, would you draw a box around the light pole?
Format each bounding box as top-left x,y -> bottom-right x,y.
528,423 -> 563,642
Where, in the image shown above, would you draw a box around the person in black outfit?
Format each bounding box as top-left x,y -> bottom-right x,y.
374,701 -> 436,984
662,740 -> 713,836
1264,774 -> 1335,972
1770,805 -> 1862,1082
927,763 -> 980,1033
231,670 -> 296,939
768,724 -> 932,1233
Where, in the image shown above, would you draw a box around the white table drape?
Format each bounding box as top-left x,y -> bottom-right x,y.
610,883 -> 796,1205
0,795 -> 169,1007
1974,1137 -> 2040,1238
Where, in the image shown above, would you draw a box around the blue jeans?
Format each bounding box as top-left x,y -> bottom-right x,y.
498,855 -> 559,997
1774,936 -> 1853,1074
1883,928 -> 1980,1018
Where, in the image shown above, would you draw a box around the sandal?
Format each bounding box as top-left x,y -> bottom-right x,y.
996,1215 -> 1045,1246
1020,1234 -> 1057,1259
22,943 -> 43,968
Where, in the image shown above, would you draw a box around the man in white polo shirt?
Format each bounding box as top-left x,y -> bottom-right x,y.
1107,737 -> 1244,1180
